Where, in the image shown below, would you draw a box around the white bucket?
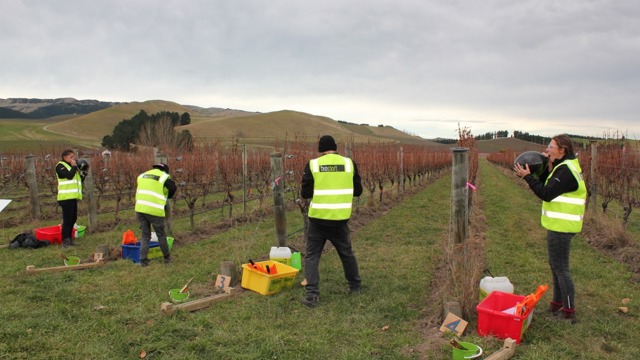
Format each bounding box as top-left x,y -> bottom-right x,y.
269,246 -> 292,265
479,276 -> 514,301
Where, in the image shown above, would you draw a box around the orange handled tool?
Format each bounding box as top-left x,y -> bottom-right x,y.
248,259 -> 268,274
515,284 -> 549,316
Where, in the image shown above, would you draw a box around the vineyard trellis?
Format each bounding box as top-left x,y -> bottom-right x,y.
0,137 -> 453,234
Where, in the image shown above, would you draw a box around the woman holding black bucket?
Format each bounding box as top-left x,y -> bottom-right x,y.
514,134 -> 586,324
55,149 -> 86,248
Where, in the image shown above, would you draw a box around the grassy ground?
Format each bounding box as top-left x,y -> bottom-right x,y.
478,160 -> 640,359
0,160 -> 638,359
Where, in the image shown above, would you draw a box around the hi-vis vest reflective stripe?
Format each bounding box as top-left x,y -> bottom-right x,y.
541,159 -> 587,233
135,169 -> 170,217
308,154 -> 355,221
57,161 -> 82,201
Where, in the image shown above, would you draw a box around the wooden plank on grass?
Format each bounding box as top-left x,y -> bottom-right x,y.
161,288 -> 240,315
26,260 -> 105,273
485,338 -> 517,360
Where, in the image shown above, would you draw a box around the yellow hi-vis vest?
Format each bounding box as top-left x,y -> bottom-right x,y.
541,159 -> 587,233
307,154 -> 355,221
135,169 -> 170,217
57,161 -> 82,201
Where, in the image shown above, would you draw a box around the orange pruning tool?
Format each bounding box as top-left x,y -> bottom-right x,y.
515,284 -> 549,316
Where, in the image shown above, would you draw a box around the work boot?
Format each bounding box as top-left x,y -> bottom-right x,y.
140,258 -> 150,267
548,308 -> 577,324
549,301 -> 563,315
301,295 -> 319,308
163,255 -> 172,264
348,286 -> 362,295
62,238 -> 76,248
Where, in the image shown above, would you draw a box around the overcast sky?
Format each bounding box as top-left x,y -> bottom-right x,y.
1,0 -> 639,139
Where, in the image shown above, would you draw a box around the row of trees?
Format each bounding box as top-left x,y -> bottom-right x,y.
101,110 -> 193,152
1,137 -> 454,231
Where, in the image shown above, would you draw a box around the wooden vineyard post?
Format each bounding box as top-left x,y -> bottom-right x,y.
154,151 -> 173,234
25,155 -> 41,222
242,144 -> 247,215
589,141 -> 598,214
271,152 -> 287,247
450,147 -> 469,245
83,158 -> 99,229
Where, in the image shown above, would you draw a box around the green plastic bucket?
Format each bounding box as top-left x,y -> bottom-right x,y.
452,341 -> 483,360
64,256 -> 81,266
169,288 -> 190,303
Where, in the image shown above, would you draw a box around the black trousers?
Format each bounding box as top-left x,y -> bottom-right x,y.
58,199 -> 78,241
304,221 -> 361,297
547,230 -> 575,310
136,212 -> 170,260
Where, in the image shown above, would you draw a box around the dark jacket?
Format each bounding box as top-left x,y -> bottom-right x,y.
301,154 -> 363,227
523,153 -> 579,202
164,178 -> 177,199
55,161 -> 85,182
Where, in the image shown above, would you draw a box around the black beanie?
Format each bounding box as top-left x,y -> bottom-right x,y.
318,135 -> 337,153
152,163 -> 170,173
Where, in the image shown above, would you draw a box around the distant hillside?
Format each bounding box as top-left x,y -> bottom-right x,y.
45,100 -> 196,140
0,107 -> 32,119
0,97 -> 120,118
180,109 -> 448,149
2,97 -> 448,149
477,137 -> 545,154
183,105 -> 257,117
39,101 -> 447,148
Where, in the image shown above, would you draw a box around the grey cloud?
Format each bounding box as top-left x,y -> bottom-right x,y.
1,0 -> 639,138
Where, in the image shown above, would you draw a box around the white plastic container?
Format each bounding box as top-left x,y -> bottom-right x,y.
479,276 -> 514,301
269,246 -> 292,265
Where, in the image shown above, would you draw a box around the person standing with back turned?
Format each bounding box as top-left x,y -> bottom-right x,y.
56,149 -> 86,248
135,163 -> 177,267
300,135 -> 363,307
514,134 -> 586,323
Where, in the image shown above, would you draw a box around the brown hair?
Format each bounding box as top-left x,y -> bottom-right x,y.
552,134 -> 575,155
61,149 -> 75,158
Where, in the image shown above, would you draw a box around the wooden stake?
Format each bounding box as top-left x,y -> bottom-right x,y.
485,338 -> 517,360
26,259 -> 105,273
161,288 -> 240,315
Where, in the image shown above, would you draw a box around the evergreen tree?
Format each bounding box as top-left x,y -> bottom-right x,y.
180,112 -> 191,126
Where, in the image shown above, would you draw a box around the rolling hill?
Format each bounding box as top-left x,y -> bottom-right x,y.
39,100 -> 449,149
1,97 -> 554,153
476,137 -> 546,154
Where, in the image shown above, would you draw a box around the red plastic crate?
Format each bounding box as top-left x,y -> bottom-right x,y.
476,291 -> 535,344
35,225 -> 76,244
35,225 -> 62,244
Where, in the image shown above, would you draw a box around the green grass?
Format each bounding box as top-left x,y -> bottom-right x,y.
478,159 -> 640,359
0,160 -> 638,359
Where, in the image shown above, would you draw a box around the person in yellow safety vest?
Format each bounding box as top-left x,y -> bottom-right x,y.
299,135 -> 363,307
56,149 -> 86,248
135,163 -> 177,267
515,134 -> 587,324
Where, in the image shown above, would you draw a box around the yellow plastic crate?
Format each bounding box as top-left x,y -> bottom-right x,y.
148,237 -> 174,259
241,260 -> 299,295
